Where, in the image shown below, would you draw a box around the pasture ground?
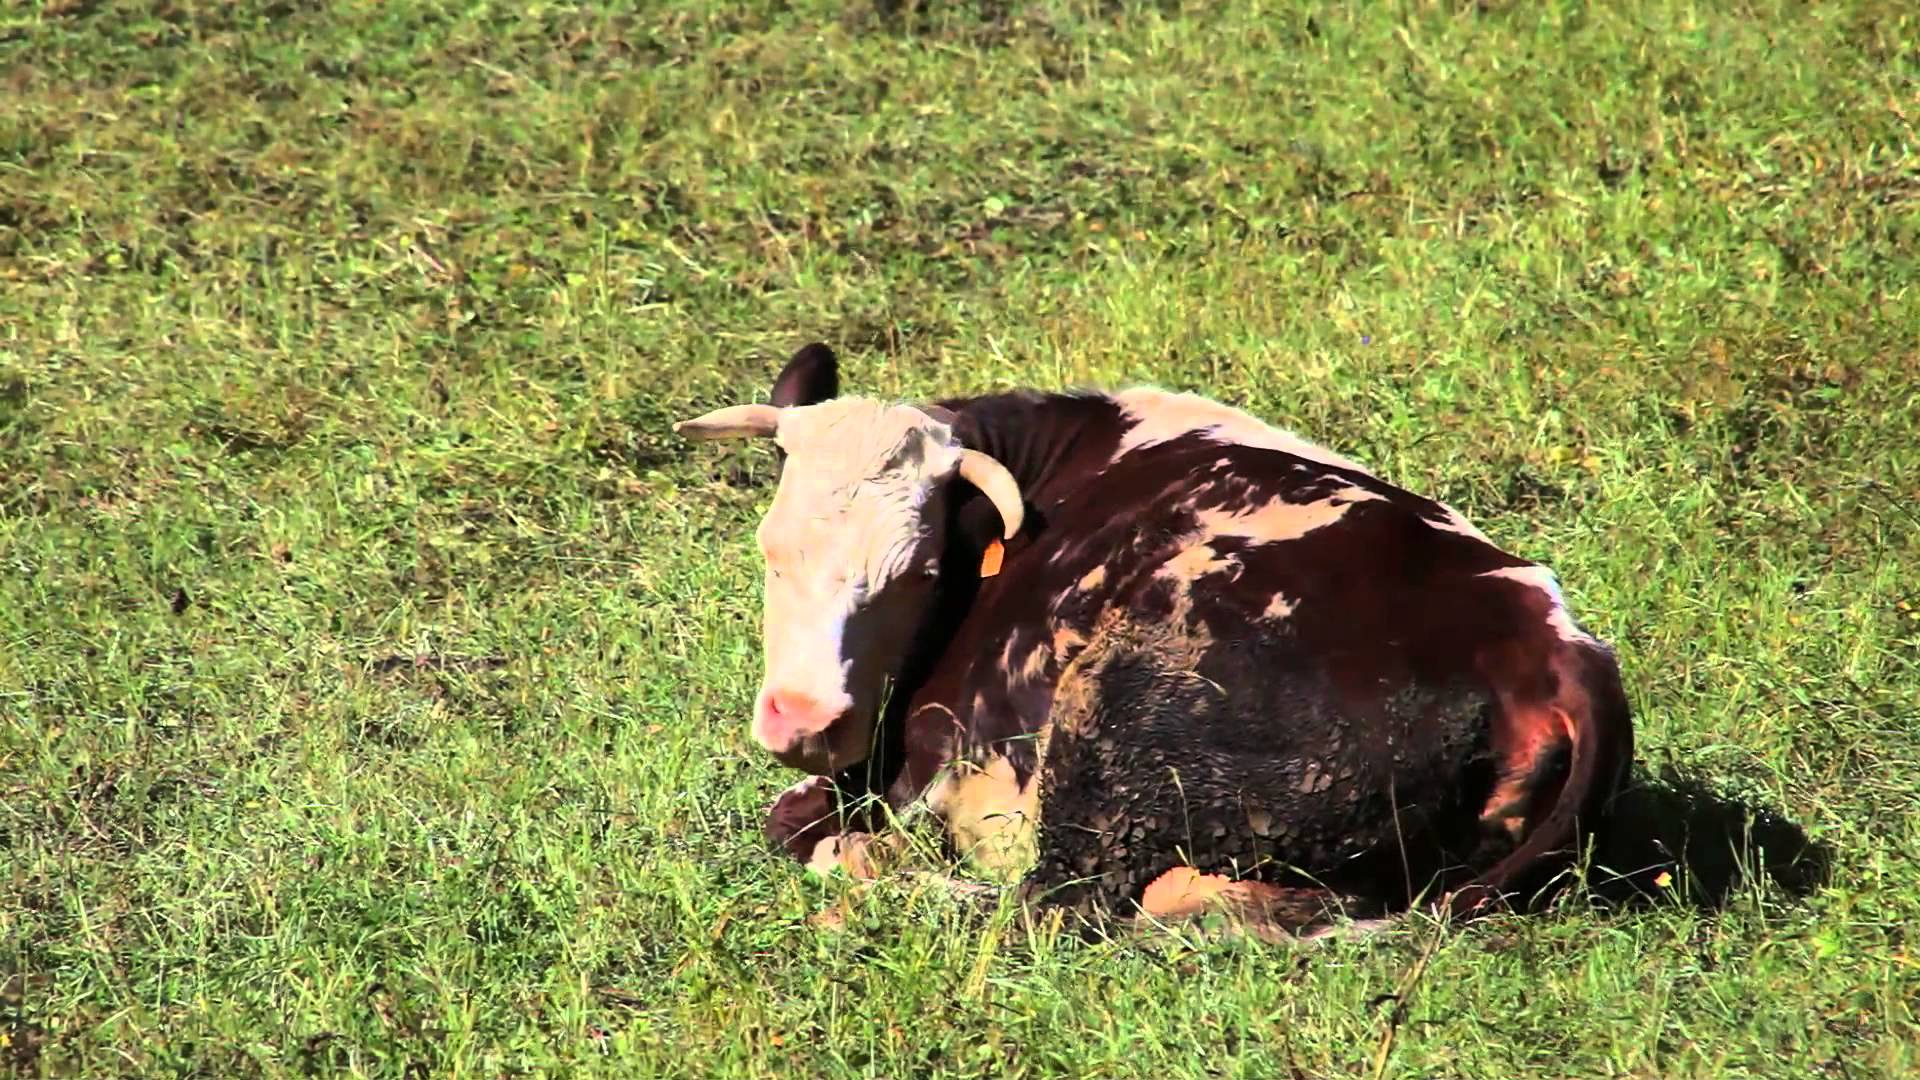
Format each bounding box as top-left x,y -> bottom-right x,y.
3,1 -> 1917,1075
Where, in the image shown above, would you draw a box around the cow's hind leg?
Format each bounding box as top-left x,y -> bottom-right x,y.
1134,867 -> 1395,944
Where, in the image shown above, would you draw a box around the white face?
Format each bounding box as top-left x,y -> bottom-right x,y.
675,393 -> 1026,776
746,401 -> 961,773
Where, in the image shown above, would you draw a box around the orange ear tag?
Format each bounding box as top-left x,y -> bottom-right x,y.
979,538 -> 1005,579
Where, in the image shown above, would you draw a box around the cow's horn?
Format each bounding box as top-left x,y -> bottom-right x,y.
673,404 -> 781,440
956,449 -> 1025,538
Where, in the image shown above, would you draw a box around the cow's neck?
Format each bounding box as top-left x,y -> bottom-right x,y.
826,391 -> 1130,808
943,389 -> 1128,514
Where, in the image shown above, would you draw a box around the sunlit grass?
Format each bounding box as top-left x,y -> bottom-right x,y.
2,0 -> 1917,1075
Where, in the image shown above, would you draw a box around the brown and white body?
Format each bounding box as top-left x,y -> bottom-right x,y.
679,343 -> 1634,938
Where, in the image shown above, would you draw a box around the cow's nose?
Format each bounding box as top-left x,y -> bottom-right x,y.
754,689 -> 843,754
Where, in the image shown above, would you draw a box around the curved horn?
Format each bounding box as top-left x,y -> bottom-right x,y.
673,403 -> 781,440
956,448 -> 1025,539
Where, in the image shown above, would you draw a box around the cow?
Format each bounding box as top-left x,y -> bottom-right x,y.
674,342 -> 1634,940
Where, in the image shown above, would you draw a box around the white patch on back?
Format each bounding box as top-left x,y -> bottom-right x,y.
1262,592 -> 1297,621
1195,486 -> 1383,544
1480,564 -> 1596,645
1110,387 -> 1373,475
1157,543 -> 1240,584
1424,505 -> 1492,542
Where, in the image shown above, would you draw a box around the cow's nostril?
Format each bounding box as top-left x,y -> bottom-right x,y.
765,691 -> 815,725
757,689 -> 839,750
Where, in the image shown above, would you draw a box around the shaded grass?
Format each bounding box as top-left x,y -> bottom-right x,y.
3,0 -> 1918,1075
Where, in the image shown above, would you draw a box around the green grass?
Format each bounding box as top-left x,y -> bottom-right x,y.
3,0 -> 1918,1074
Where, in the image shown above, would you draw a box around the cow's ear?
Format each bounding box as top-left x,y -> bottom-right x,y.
770,342 -> 839,408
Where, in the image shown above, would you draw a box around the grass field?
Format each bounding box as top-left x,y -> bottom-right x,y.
3,0 -> 1918,1075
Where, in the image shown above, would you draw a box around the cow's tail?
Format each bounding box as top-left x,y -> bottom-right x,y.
1444,644 -> 1635,922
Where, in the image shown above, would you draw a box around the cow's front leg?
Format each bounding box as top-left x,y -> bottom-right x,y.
764,775 -> 904,879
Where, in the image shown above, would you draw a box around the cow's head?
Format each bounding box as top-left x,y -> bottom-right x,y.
674,344 -> 1025,774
